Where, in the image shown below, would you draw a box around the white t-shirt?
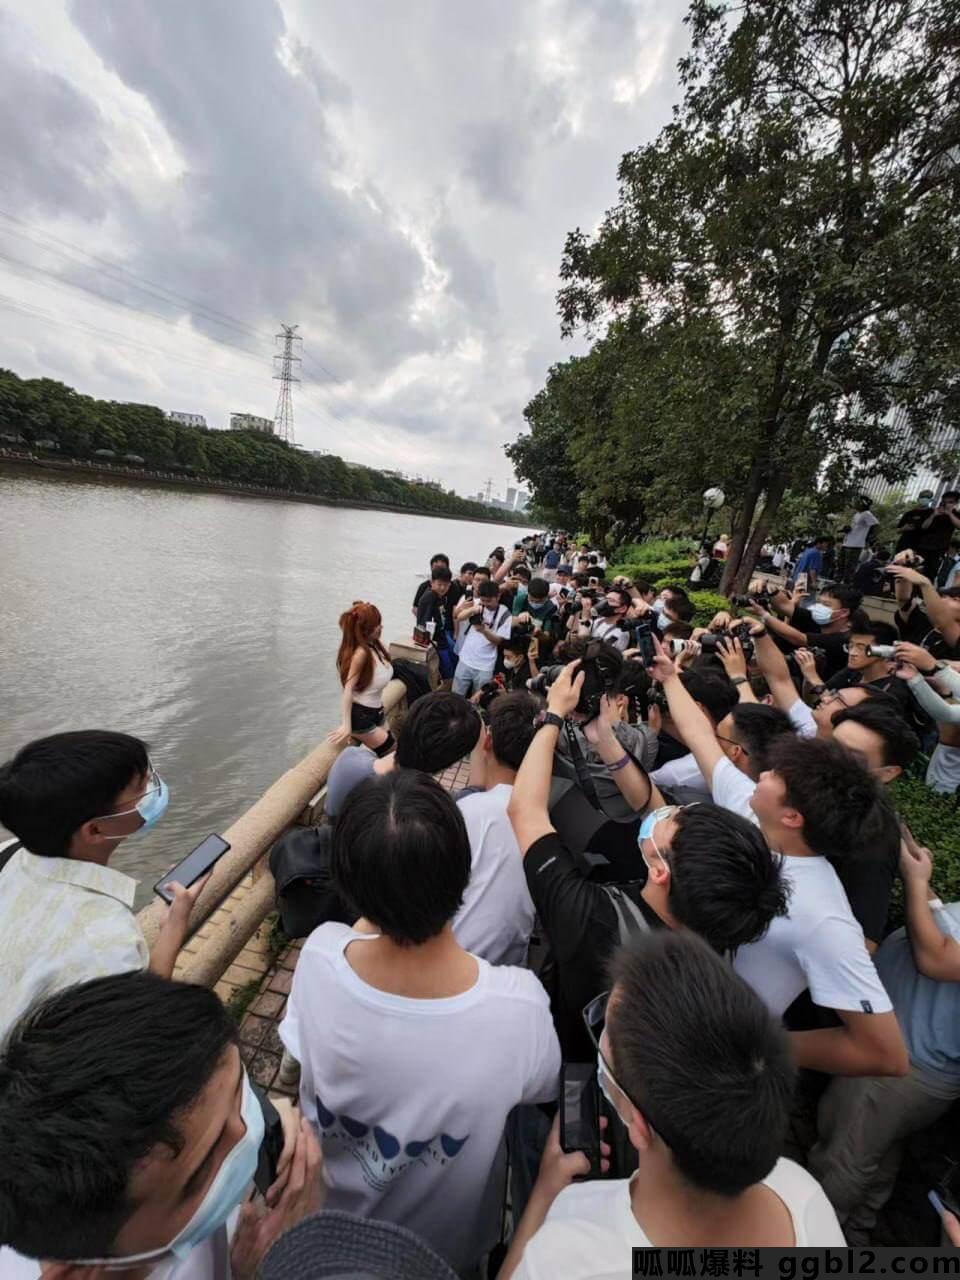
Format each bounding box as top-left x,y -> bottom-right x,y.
843,509 -> 879,549
512,1158 -> 844,1277
454,785 -> 535,966
709,761 -> 892,1018
709,756 -> 759,822
650,752 -> 710,797
280,923 -> 560,1273
787,697 -> 818,739
0,1227 -> 230,1280
458,604 -> 512,669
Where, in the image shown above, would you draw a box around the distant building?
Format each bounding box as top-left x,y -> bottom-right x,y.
861,404 -> 960,505
506,486 -> 517,510
230,413 -> 274,435
166,411 -> 207,429
515,489 -> 529,512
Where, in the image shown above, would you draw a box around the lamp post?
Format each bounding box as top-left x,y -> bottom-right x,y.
700,486 -> 725,547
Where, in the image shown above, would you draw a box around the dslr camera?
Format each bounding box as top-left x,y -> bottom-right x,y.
730,590 -> 772,610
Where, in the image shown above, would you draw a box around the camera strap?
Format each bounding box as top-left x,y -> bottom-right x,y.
564,722 -> 602,810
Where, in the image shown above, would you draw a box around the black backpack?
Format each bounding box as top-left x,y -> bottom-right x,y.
268,825 -> 354,939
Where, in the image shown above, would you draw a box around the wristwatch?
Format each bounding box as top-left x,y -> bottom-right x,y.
536,711 -> 565,732
730,676 -> 748,687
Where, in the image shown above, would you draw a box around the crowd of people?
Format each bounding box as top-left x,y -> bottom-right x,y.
4,522 -> 960,1278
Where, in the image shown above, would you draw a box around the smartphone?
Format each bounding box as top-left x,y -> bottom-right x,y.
637,629 -> 656,668
559,1063 -> 601,1179
154,833 -> 230,903
253,1087 -> 286,1196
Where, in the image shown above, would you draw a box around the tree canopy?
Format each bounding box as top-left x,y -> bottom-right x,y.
510,0 -> 960,587
0,367 -> 512,523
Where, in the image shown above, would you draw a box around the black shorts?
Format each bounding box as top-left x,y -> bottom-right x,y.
351,702 -> 385,733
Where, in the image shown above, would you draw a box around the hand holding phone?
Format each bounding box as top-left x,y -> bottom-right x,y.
559,1063 -> 602,1179
154,833 -> 230,904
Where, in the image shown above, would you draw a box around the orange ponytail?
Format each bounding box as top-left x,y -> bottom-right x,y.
336,601 -> 388,692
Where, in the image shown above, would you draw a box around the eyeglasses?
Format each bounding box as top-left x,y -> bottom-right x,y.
636,803 -> 678,863
582,992 -> 639,1112
817,688 -> 859,708
715,734 -> 748,754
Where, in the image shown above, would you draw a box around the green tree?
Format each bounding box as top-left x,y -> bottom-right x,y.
551,0 -> 960,590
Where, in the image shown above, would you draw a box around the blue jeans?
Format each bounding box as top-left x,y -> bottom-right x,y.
452,660 -> 495,696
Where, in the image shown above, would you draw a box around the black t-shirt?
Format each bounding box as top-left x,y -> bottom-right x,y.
896,604 -> 960,660
413,578 -> 463,612
834,805 -> 901,946
653,731 -> 688,769
415,589 -> 454,646
524,831 -> 661,1060
801,630 -> 850,679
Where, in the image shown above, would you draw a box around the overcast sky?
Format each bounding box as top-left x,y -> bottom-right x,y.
0,0 -> 688,497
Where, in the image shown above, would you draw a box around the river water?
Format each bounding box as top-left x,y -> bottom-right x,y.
0,468 -> 530,906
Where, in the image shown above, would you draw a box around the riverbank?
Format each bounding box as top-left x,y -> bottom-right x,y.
0,450 -> 532,528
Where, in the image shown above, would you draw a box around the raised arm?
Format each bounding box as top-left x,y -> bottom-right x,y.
756,608 -> 807,648
750,627 -> 800,712
508,663 -> 583,854
590,696 -> 655,812
649,638 -> 725,783
900,843 -> 960,981
888,565 -> 960,646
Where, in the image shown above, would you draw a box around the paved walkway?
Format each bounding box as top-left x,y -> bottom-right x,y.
229,755 -> 474,1096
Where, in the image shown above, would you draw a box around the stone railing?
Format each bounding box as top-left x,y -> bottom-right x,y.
136,641 -> 437,987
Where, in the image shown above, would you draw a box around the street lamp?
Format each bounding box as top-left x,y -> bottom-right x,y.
700,486 -> 725,546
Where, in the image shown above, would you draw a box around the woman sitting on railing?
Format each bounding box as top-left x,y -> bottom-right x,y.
328,601 -> 395,756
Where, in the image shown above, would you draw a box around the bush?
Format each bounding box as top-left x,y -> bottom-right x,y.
689,590 -> 733,628
616,538 -> 696,564
608,560 -> 694,585
887,776 -> 960,926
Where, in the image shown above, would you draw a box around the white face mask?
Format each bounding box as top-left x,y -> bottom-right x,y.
503,656 -> 521,670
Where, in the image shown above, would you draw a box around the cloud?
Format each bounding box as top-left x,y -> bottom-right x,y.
0,12 -> 110,221
0,0 -> 690,495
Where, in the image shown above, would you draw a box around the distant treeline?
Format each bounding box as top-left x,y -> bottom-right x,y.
0,368 -> 512,521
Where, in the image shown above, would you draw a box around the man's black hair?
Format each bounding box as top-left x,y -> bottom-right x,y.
502,633 -> 531,655
395,692 -> 482,773
668,597 -> 695,623
766,736 -> 884,858
614,660 -> 651,721
814,533 -> 830,545
459,561 -> 478,575
429,553 -> 450,568
430,565 -> 453,584
333,772 -> 470,945
663,621 -> 694,641
831,701 -> 920,770
945,491 -> 960,502
476,579 -> 500,601
750,673 -> 771,701
473,565 -> 491,579
679,671 -> 738,725
849,619 -> 899,647
822,584 -> 863,614
0,731 -> 149,858
728,704 -> 794,774
608,931 -> 795,1197
663,584 -> 690,601
633,578 -> 653,596
574,572 -> 591,588
488,691 -> 541,771
527,577 -> 550,602
0,972 -> 236,1259
513,565 -> 532,582
606,586 -> 631,609
669,804 -> 788,953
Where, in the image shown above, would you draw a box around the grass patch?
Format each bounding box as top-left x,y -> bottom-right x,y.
225,978 -> 262,1024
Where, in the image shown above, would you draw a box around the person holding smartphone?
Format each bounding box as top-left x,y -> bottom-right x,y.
0,729 -> 206,1038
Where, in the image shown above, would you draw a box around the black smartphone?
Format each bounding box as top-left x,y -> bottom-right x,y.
637,629 -> 656,668
253,1087 -> 286,1196
559,1063 -> 601,1178
153,833 -> 230,903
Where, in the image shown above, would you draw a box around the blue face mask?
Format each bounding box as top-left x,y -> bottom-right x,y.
656,611 -> 670,632
809,603 -> 834,626
70,1070 -> 265,1269
96,770 -> 169,840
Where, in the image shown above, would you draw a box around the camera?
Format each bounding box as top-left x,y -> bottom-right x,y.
527,665 -> 565,695
868,644 -> 896,658
526,644 -> 621,721
730,591 -> 771,609
477,677 -> 505,712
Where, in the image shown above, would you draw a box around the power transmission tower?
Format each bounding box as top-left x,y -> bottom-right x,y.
273,323 -> 302,443
483,477 -> 493,503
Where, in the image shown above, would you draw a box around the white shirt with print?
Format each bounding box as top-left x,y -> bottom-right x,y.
457,604 -> 512,669
0,842 -> 148,1039
280,923 -> 560,1273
